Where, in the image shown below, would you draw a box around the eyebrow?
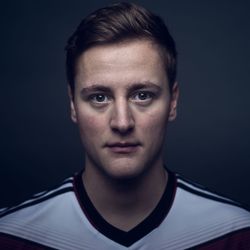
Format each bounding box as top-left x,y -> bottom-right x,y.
128,82 -> 162,92
80,81 -> 162,95
80,85 -> 111,95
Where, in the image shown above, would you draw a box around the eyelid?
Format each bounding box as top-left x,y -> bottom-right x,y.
84,89 -> 158,104
131,90 -> 155,100
88,93 -> 112,104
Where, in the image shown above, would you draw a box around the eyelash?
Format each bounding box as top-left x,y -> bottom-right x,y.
132,91 -> 155,101
89,94 -> 110,103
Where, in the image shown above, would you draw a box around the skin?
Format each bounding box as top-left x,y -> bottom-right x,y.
69,39 -> 179,231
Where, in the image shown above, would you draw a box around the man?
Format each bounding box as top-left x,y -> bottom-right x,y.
0,2 -> 250,249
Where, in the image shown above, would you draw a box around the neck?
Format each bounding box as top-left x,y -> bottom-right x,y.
82,158 -> 168,231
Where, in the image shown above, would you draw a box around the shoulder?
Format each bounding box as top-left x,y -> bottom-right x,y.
174,173 -> 250,221
0,176 -> 74,220
166,172 -> 250,249
175,173 -> 250,212
0,176 -> 76,247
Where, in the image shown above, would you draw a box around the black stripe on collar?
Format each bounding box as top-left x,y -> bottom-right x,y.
177,181 -> 249,210
0,187 -> 74,219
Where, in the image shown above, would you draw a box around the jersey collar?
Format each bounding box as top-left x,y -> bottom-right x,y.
73,168 -> 177,247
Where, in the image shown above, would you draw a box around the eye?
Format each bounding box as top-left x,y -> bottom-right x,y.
133,91 -> 154,102
89,94 -> 110,103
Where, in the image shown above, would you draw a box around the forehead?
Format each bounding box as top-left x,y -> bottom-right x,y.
75,40 -> 168,89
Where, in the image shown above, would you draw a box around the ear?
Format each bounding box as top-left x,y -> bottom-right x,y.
68,85 -> 77,123
168,82 -> 179,122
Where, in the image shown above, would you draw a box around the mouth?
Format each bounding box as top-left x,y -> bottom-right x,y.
106,142 -> 141,154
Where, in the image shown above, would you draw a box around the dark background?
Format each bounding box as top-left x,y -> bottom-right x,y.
1,0 -> 250,208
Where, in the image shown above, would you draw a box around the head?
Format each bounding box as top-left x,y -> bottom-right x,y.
65,2 -> 179,181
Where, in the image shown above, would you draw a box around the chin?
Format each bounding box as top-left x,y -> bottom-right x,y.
103,160 -> 146,181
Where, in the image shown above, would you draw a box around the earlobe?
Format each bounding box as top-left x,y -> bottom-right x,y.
68,86 -> 77,123
168,82 -> 179,122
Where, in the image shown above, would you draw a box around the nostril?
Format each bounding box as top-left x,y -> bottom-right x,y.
110,102 -> 135,133
111,126 -> 134,135
110,114 -> 135,132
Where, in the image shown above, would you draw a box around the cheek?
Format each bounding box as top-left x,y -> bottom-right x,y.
136,108 -> 169,149
138,107 -> 169,133
77,113 -> 106,138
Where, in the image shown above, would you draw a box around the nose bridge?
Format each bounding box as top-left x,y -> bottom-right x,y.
110,97 -> 135,132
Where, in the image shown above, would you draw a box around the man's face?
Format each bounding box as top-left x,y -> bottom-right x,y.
70,40 -> 178,180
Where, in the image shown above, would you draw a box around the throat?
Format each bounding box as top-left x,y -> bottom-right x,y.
81,167 -> 168,231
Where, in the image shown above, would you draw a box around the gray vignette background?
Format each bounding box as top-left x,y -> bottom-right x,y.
0,0 -> 250,208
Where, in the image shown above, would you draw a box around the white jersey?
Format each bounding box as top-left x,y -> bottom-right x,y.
0,170 -> 250,249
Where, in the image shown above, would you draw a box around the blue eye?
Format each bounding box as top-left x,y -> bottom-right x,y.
90,94 -> 109,103
138,92 -> 150,100
134,91 -> 154,101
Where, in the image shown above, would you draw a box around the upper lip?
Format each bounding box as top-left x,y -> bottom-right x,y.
106,142 -> 140,147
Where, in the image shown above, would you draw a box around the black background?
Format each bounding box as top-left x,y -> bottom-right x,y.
1,0 -> 250,208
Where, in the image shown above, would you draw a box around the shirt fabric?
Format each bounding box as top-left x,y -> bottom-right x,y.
0,170 -> 250,250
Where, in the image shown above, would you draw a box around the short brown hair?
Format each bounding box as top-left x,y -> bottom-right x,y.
65,2 -> 177,93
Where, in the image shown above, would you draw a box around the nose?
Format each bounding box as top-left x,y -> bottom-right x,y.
110,99 -> 135,134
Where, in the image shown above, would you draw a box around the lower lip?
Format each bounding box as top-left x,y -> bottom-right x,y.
108,145 -> 140,154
